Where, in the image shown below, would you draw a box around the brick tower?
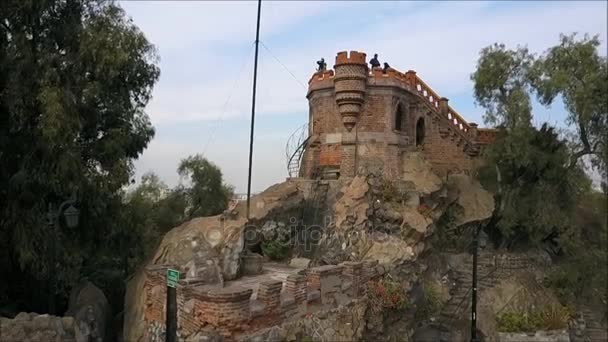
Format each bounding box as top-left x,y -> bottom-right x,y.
299,50 -> 497,180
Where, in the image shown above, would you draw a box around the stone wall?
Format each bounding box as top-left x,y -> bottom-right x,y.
0,312 -> 76,342
142,261 -> 385,341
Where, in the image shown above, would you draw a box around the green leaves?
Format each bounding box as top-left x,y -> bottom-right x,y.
0,0 -> 159,314
177,154 -> 234,219
471,43 -> 534,129
479,124 -> 588,248
473,33 -> 607,177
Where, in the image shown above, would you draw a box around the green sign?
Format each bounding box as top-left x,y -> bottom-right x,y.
167,268 -> 180,288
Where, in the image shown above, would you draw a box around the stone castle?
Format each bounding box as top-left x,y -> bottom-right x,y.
297,50 -> 497,179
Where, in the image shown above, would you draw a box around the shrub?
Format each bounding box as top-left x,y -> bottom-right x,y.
261,240 -> 290,261
416,282 -> 443,321
379,177 -> 402,203
497,305 -> 570,332
366,275 -> 408,315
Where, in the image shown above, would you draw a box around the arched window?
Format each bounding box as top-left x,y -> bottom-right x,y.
395,104 -> 404,131
416,117 -> 425,146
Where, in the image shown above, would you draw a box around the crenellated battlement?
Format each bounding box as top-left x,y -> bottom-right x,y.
308,69 -> 334,85
335,50 -> 367,65
142,261 -> 384,341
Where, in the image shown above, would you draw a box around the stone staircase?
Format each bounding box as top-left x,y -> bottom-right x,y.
434,253 -> 500,340
578,308 -> 608,342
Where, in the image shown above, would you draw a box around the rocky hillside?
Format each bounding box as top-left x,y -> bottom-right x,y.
123,153 -> 495,341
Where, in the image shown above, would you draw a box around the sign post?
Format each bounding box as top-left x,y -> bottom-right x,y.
166,268 -> 179,342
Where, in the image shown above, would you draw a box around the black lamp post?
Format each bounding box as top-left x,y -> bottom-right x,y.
46,196 -> 79,315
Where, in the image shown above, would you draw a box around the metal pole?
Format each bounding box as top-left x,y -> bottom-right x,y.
470,226 -> 480,342
47,204 -> 56,315
166,285 -> 177,342
246,0 -> 262,219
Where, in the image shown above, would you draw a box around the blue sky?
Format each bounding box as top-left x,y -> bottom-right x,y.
119,0 -> 607,193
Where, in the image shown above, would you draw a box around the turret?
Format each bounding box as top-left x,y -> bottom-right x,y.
333,51 -> 368,131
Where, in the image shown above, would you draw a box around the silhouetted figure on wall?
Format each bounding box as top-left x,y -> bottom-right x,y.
370,54 -> 380,69
383,62 -> 391,74
316,58 -> 327,71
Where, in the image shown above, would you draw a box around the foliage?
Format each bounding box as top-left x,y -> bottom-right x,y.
497,305 -> 571,332
366,275 -> 408,315
477,124 -> 590,248
261,240 -> 290,261
0,0 -> 235,324
472,34 -> 607,178
0,0 -> 158,315
431,204 -> 470,252
379,177 -> 401,203
415,281 -> 443,321
544,191 -> 607,305
530,34 -> 607,177
177,154 -> 234,219
471,43 -> 535,130
471,32 -> 605,250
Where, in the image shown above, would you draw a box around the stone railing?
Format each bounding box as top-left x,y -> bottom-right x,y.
142,261 -> 385,340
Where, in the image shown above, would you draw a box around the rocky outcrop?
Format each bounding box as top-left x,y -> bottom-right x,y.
316,154 -> 494,268
0,312 -> 76,342
240,299 -> 367,342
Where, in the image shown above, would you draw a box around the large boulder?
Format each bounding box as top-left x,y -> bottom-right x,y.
66,281 -> 111,342
447,174 -> 495,226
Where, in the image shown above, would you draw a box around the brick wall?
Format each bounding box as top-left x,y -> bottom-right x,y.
142,261 -> 385,340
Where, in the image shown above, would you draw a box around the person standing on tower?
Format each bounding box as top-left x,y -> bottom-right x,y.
370,53 -> 381,69
383,62 -> 391,74
316,58 -> 327,71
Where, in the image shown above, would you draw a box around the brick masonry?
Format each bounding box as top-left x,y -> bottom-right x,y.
142,261 -> 384,340
301,50 -> 498,179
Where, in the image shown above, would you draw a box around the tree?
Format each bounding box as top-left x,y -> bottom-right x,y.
530,34 -> 607,176
0,0 -> 159,314
470,34 -> 603,249
477,124 -> 590,249
177,154 -> 234,219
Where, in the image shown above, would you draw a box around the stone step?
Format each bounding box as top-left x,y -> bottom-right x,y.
585,328 -> 608,341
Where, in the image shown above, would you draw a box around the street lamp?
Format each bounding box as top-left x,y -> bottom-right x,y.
46,196 -> 79,315
62,204 -> 79,228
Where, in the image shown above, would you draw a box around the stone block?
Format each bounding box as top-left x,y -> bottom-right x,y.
289,257 -> 311,269
241,253 -> 263,276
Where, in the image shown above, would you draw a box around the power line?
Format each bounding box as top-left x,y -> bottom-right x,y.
259,40 -> 307,90
201,41 -> 255,155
